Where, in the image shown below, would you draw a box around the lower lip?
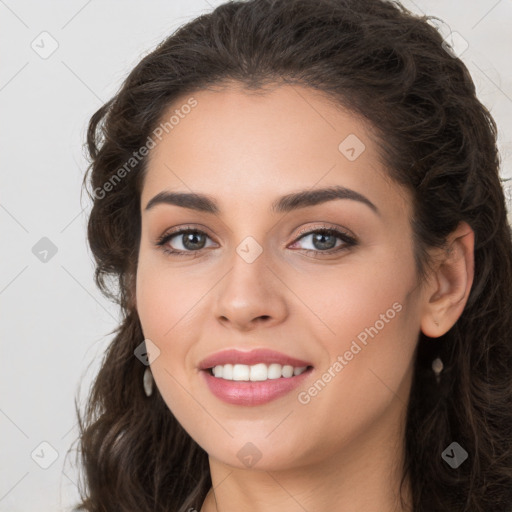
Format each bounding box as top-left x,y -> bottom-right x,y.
201,368 -> 313,406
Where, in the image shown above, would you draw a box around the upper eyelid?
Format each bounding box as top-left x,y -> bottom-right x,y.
294,223 -> 355,239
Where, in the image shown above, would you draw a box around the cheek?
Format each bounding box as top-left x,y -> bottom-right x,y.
288,290 -> 419,464
290,248 -> 416,343
136,274 -> 170,342
293,249 -> 419,402
135,252 -> 203,340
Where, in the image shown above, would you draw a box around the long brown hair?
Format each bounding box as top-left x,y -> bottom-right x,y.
72,0 -> 512,510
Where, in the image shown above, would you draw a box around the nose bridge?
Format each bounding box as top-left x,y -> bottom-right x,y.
213,234 -> 288,330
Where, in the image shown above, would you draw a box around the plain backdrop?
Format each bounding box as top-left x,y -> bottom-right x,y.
1,1 -> 511,510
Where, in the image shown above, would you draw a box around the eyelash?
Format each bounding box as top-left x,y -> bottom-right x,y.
155,224 -> 357,258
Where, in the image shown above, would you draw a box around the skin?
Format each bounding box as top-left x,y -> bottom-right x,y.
135,82 -> 474,512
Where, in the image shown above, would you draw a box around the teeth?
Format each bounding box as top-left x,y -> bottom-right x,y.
210,363 -> 308,381
233,364 -> 250,381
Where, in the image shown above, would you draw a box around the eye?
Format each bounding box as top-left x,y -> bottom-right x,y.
288,226 -> 357,256
155,227 -> 216,257
155,224 -> 357,258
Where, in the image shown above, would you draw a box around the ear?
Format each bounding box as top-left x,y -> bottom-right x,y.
420,221 -> 475,338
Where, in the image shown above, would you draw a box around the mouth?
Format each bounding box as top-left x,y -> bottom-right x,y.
198,348 -> 314,406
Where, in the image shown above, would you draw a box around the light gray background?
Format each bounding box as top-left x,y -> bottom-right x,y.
1,1 -> 511,511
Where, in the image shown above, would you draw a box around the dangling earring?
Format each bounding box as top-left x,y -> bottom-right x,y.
143,367 -> 154,397
431,317 -> 443,384
432,357 -> 444,384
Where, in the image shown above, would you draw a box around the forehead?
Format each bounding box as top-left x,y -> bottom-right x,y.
141,84 -> 410,217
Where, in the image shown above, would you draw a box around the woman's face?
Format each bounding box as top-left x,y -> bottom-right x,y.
136,83 -> 426,471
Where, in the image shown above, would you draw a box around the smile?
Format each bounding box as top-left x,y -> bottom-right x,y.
198,348 -> 314,406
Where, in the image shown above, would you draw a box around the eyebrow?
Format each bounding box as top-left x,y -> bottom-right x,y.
144,185 -> 379,215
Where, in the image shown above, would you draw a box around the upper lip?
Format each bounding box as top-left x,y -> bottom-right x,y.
198,348 -> 313,370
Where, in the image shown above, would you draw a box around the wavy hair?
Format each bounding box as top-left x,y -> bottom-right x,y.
73,0 -> 512,510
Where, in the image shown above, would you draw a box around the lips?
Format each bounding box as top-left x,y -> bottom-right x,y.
201,369 -> 312,406
198,348 -> 314,406
198,348 -> 312,370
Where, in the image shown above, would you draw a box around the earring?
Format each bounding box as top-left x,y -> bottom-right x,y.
432,357 -> 444,384
143,367 -> 154,397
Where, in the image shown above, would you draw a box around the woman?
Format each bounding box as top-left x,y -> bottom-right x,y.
74,0 -> 512,511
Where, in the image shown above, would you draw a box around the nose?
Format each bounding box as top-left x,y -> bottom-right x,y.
213,249 -> 289,332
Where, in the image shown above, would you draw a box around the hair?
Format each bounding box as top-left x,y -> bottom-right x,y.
72,0 -> 512,510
